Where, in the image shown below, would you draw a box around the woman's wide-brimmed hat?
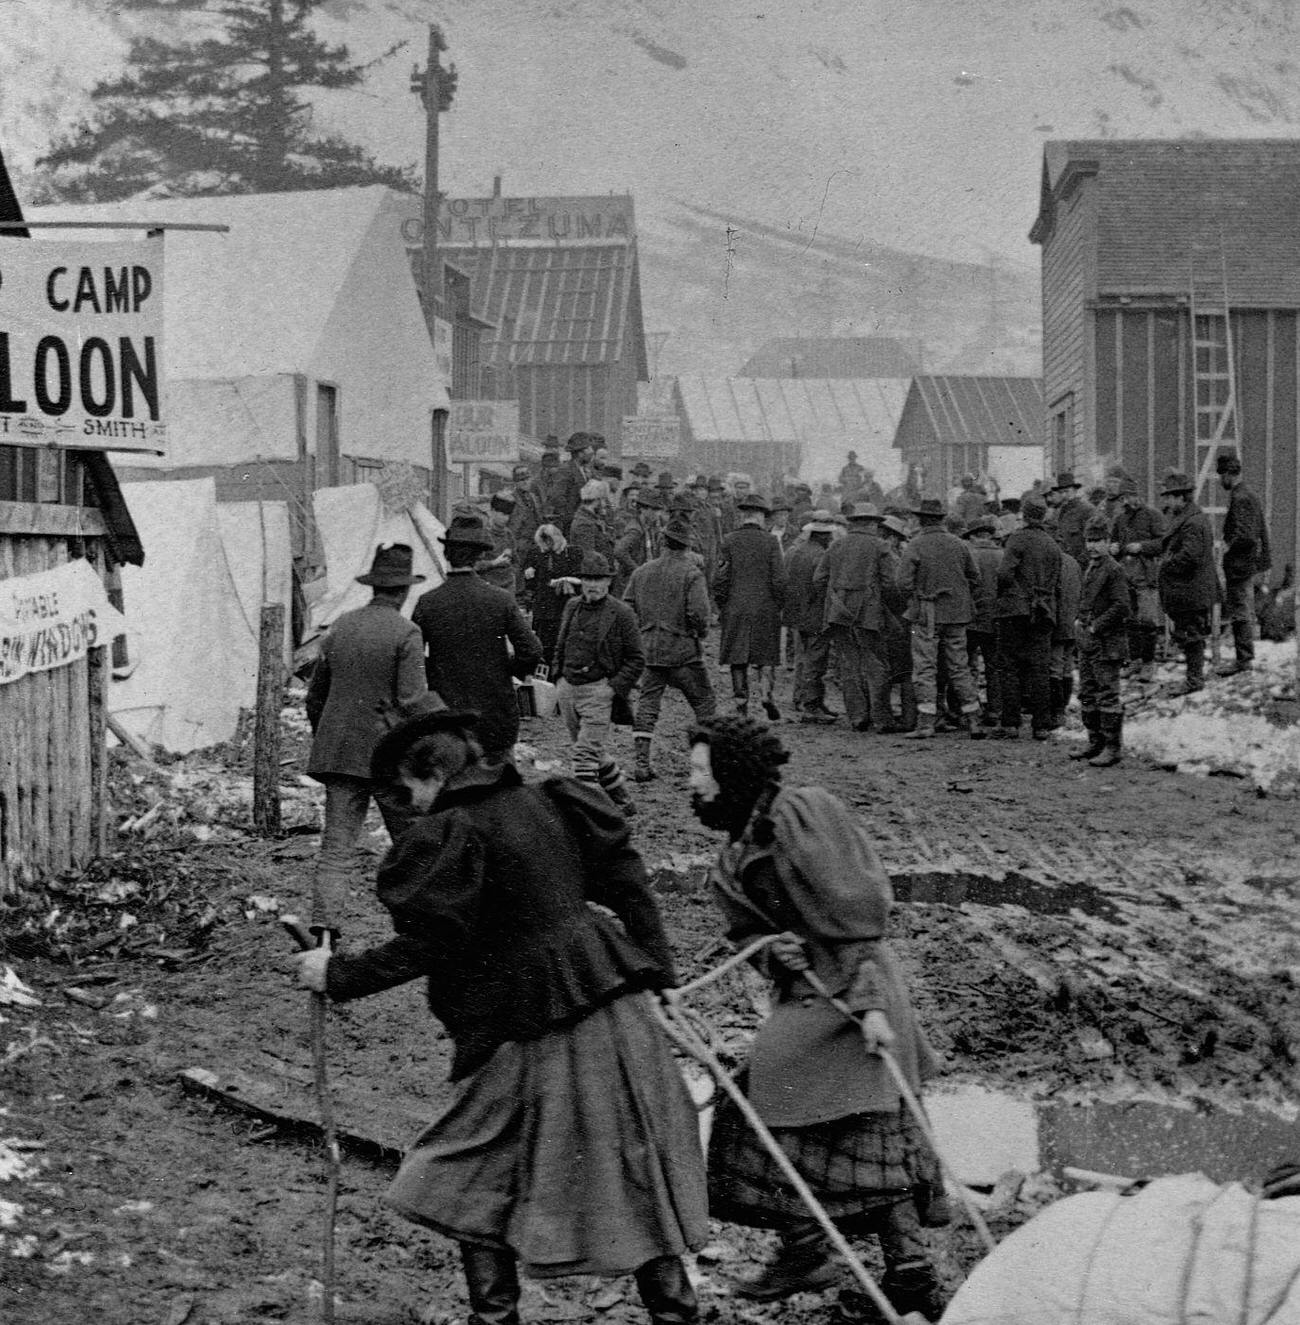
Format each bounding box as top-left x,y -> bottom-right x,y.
356,542 -> 425,587
370,703 -> 479,784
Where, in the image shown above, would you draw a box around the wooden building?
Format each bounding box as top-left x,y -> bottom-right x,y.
399,194 -> 649,452
1,451 -> 143,894
892,375 -> 1044,496
1030,139 -> 1300,560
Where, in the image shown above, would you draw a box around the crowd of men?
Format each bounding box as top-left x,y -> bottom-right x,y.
304,433 -> 1274,885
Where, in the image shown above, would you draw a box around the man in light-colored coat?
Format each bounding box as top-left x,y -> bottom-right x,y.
305,543 -> 430,934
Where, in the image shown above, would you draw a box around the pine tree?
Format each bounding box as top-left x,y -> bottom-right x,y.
37,0 -> 415,200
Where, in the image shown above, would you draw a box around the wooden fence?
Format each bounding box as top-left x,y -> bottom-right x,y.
0,510 -> 108,897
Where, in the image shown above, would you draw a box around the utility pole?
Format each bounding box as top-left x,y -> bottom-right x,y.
410,24 -> 457,331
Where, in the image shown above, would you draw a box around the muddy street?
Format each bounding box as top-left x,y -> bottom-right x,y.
2,676 -> 1298,1325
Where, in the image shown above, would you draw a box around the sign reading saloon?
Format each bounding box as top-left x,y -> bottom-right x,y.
401,196 -> 635,248
0,238 -> 167,453
0,559 -> 128,686
448,400 -> 520,464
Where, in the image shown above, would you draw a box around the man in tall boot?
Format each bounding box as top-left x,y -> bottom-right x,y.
1071,516 -> 1130,767
1129,471 -> 1218,697
1215,451 -> 1272,677
624,516 -> 717,782
1110,477 -> 1164,683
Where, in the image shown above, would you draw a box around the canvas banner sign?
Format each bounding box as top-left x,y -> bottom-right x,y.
0,558 -> 127,686
0,237 -> 167,454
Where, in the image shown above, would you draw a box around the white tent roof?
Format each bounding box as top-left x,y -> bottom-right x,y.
311,484 -> 448,629
26,187 -> 444,391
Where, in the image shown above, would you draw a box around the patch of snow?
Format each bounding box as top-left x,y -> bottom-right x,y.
0,1199 -> 23,1228
0,968 -> 40,1008
0,1141 -> 47,1183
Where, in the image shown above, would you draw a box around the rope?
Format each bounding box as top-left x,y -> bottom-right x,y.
675,933 -> 777,995
651,1000 -> 904,1325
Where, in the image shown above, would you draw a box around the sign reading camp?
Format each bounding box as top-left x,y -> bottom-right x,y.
0,238 -> 167,453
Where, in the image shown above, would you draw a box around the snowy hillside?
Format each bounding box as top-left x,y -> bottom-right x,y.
3,0 -> 1298,376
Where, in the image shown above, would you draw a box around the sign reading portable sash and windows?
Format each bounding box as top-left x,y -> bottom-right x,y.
0,238 -> 167,454
0,559 -> 128,686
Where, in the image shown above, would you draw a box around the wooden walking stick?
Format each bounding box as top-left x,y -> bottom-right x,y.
282,915 -> 340,1324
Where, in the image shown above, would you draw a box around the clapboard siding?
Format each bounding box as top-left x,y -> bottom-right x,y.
1041,182 -> 1096,465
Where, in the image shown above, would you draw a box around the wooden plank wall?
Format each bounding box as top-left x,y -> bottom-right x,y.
1091,307 -> 1298,575
0,533 -> 105,898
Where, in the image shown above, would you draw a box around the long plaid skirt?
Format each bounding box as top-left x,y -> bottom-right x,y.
707,1078 -> 941,1231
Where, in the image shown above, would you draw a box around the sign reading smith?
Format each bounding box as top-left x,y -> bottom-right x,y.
402,195 -> 636,247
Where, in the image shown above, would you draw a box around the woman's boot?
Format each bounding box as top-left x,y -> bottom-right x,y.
634,1255 -> 699,1324
736,1219 -> 838,1301
460,1243 -> 520,1325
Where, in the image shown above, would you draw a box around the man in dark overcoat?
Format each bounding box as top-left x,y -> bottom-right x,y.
1046,471 -> 1097,567
614,489 -> 667,582
813,502 -> 898,732
305,543 -> 429,934
1215,451 -> 1272,676
552,432 -> 597,534
896,497 -> 984,738
993,495 -> 1062,738
412,524 -> 543,762
714,493 -> 786,719
1110,477 -> 1164,682
507,463 -> 543,570
962,517 -> 1003,727
1131,469 -> 1220,695
624,517 -> 716,782
1070,514 -> 1130,767
783,511 -> 838,723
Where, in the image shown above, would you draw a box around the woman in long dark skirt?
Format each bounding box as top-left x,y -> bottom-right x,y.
292,709 -> 707,1325
520,523 -> 584,667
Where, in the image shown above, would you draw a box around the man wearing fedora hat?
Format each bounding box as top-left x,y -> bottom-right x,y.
553,432 -> 599,534
1127,470 -> 1219,695
624,517 -> 717,781
412,525 -> 543,763
1046,471 -> 1097,568
715,493 -> 786,719
294,708 -> 707,1325
1216,450 -> 1272,676
615,489 -> 668,581
896,497 -> 984,737
553,552 -> 644,814
783,511 -> 838,723
814,502 -> 898,732
1110,477 -> 1165,683
305,543 -> 430,935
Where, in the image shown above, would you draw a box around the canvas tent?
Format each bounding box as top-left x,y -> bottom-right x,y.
111,479 -> 292,753
216,501 -> 294,666
310,484 -> 447,630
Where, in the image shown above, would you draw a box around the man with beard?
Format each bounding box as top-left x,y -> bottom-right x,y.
1129,470 -> 1219,695
1109,477 -> 1164,683
1046,471 -> 1097,568
553,552 -> 644,815
686,716 -> 946,1321
553,432 -> 597,534
616,489 -> 668,581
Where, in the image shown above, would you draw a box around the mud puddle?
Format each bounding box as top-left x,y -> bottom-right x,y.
892,870 -> 1125,920
929,1083 -> 1299,1187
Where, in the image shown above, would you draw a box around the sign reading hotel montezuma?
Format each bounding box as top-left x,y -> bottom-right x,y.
401,196 -> 635,247
0,238 -> 167,453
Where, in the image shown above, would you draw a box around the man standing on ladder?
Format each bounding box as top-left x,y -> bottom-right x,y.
1214,451 -> 1272,677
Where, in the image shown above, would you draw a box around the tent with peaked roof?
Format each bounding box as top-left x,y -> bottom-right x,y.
111,479 -> 281,753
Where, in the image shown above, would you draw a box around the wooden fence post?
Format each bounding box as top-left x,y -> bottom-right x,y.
253,604 -> 286,836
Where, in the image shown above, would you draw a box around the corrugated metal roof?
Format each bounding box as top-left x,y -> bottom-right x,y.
903,376 -> 1043,448
441,242 -> 645,370
738,337 -> 922,378
675,376 -> 910,482
1033,139 -> 1300,307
